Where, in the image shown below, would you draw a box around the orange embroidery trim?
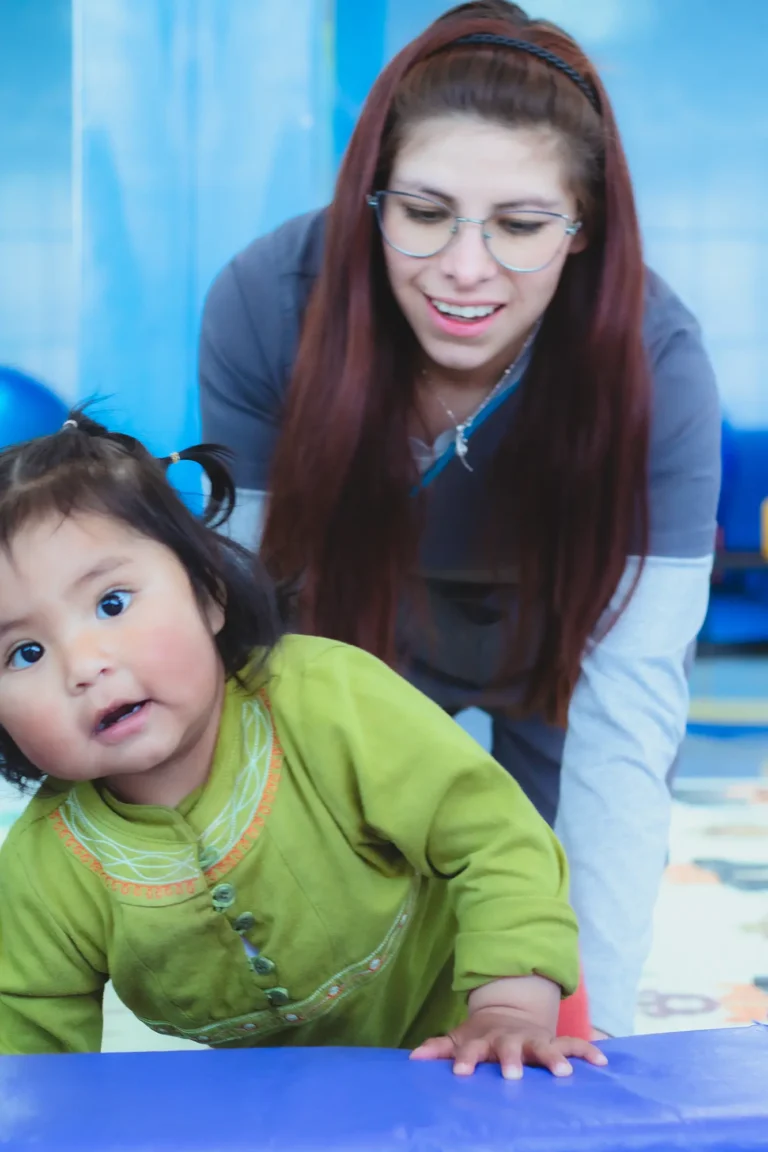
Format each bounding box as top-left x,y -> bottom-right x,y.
47,810 -> 198,899
205,690 -> 283,882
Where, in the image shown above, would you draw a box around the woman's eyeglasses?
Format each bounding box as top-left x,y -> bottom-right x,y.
367,190 -> 581,274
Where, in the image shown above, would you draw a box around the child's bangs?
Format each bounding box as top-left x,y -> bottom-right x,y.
0,457 -> 141,555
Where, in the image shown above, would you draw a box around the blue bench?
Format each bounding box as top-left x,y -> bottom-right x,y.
1,1025 -> 765,1150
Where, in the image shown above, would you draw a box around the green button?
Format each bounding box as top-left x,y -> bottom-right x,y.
233,912 -> 256,934
265,987 -> 291,1007
198,846 -> 219,870
250,955 -> 276,976
211,882 -> 236,911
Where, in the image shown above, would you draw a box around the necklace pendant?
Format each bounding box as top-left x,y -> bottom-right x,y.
455,427 -> 473,472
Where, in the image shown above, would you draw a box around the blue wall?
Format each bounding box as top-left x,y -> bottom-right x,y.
75,0 -> 333,454
0,0 -> 75,400
0,0 -> 766,449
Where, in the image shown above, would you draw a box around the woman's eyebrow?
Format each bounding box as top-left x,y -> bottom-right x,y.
391,181 -> 561,211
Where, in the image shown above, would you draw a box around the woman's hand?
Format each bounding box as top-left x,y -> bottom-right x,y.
410,1006 -> 609,1080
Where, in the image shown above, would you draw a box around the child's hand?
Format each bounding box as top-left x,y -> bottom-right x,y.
410,1006 -> 609,1080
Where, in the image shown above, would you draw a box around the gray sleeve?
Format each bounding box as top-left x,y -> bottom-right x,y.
198,210 -> 325,493
198,256 -> 284,491
557,553 -> 713,1038
644,274 -> 722,558
223,488 -> 268,552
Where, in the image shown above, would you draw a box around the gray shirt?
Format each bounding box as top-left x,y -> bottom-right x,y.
199,208 -> 721,1037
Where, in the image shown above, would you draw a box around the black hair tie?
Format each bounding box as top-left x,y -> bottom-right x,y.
454,32 -> 601,114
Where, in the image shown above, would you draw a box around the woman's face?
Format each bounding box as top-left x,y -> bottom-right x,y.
382,115 -> 586,379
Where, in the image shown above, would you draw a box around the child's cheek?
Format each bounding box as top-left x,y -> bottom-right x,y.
0,677 -> 68,770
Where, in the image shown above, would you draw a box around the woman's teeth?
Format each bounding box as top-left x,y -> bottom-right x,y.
431,299 -> 499,320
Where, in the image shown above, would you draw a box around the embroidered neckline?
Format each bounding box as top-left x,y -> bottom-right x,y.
49,691 -> 281,897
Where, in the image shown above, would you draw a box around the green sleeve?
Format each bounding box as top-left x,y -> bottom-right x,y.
273,639 -> 579,996
0,837 -> 106,1054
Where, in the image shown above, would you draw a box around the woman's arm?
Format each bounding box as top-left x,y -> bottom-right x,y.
556,276 -> 722,1037
556,553 -> 712,1037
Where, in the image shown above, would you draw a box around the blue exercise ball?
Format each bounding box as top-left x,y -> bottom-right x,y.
0,366 -> 69,450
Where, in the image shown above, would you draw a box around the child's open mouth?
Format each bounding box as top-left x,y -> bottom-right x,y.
94,700 -> 151,739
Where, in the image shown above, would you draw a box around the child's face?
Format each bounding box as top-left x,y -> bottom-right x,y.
0,512 -> 225,802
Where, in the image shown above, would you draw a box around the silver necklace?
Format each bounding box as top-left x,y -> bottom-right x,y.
420,324 -> 540,471
431,367 -> 512,472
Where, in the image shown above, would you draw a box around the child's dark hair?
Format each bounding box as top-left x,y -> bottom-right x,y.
0,409 -> 283,789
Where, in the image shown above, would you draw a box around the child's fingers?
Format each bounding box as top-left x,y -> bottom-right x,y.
557,1037 -> 609,1067
452,1038 -> 490,1076
522,1037 -> 573,1077
493,1035 -> 525,1081
411,1032 -> 608,1077
410,1035 -> 455,1061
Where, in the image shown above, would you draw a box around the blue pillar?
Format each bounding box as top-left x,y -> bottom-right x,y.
333,0 -> 387,167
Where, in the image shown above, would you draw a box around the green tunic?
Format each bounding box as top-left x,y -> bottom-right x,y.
0,636 -> 578,1054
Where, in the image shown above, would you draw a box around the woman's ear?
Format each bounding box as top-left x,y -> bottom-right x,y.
569,222 -> 589,255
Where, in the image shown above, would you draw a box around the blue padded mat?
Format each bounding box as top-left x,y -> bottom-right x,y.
0,1025 -> 766,1150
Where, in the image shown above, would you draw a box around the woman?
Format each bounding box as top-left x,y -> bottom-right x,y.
198,1 -> 721,1039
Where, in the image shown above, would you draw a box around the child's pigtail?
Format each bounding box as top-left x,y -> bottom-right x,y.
58,409 -> 238,530
162,444 -> 236,529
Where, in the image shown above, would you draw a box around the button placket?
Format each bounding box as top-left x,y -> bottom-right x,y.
207,877 -> 293,1010
264,987 -> 291,1008
198,845 -> 219,871
249,955 -> 276,976
211,882 -> 236,911
233,912 -> 257,934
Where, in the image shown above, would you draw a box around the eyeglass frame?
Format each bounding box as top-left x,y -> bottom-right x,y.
366,189 -> 582,275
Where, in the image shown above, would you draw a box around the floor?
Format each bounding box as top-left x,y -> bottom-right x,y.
635,656 -> 768,1035
0,655 -> 766,1052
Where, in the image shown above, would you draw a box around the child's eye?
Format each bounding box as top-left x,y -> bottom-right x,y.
7,642 -> 44,670
97,590 -> 133,619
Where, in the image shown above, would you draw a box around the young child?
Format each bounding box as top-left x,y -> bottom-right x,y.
0,413 -> 606,1078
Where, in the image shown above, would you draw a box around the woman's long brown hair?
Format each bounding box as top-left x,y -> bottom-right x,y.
261,0 -> 649,723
